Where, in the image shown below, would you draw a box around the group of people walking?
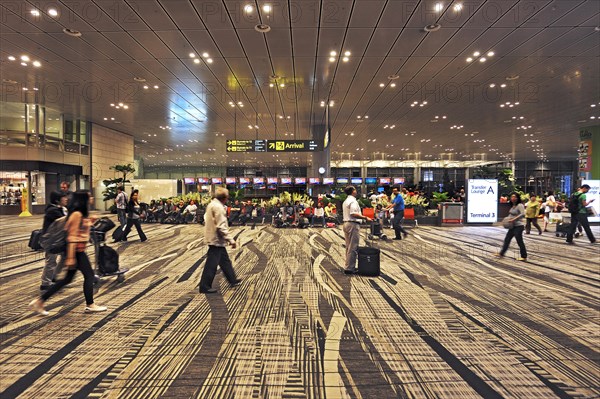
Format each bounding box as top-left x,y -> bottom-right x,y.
497,185 -> 596,262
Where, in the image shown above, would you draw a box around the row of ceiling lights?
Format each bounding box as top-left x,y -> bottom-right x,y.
7,55 -> 42,68
110,102 -> 129,110
466,50 -> 495,63
329,51 -> 351,63
190,52 -> 213,64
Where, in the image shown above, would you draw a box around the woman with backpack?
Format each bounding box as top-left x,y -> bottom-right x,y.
121,189 -> 148,242
29,191 -> 107,315
39,191 -> 68,292
495,192 -> 527,261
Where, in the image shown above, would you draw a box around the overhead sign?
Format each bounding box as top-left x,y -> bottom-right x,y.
226,139 -> 266,152
226,139 -> 320,152
582,180 -> 600,222
467,179 -> 498,223
267,140 -> 319,152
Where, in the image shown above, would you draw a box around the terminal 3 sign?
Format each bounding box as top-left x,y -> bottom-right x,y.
226,139 -> 320,153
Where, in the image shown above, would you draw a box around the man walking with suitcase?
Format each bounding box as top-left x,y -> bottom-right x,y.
342,186 -> 372,274
199,187 -> 242,294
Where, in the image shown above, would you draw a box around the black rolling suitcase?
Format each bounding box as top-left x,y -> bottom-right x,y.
112,225 -> 125,242
29,229 -> 43,251
357,226 -> 380,276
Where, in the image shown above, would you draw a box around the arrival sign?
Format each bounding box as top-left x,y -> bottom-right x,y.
467,179 -> 498,223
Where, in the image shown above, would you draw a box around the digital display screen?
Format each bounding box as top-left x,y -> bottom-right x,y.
211,178 -> 223,185
377,187 -> 385,193
393,178 -> 405,185
323,178 -> 334,185
309,178 -> 320,184
239,177 -> 251,185
351,178 -> 363,184
267,177 -> 278,184
183,178 -> 195,185
365,178 -> 377,185
295,177 -> 306,184
197,177 -> 209,184
379,178 -> 391,185
226,177 -> 237,185
337,177 -> 349,184
280,177 -> 292,185
253,177 -> 265,185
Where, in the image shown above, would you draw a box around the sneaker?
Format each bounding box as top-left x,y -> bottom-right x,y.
231,279 -> 242,287
29,298 -> 49,316
516,257 -> 527,262
85,304 -> 107,313
200,288 -> 218,294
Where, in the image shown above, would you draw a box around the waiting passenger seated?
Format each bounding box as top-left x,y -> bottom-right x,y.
311,203 -> 325,227
182,200 -> 198,223
228,200 -> 242,225
324,202 -> 338,225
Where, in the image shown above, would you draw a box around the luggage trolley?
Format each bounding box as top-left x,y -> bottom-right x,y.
91,218 -> 128,283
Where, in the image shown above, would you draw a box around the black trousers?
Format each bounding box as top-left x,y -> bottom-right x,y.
42,251 -> 95,305
199,246 -> 238,291
123,218 -> 147,241
567,213 -> 596,243
500,225 -> 527,258
392,210 -> 408,238
525,217 -> 542,234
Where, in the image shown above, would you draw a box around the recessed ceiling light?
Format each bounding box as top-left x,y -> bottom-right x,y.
21,55 -> 30,62
153,85 -> 159,89
255,24 -> 271,33
31,9 -> 40,16
379,83 -> 385,87
466,57 -> 473,62
244,4 -> 254,13
487,51 -> 495,57
500,83 -> 507,88
21,62 -> 27,67
22,87 -> 28,91
453,3 -> 463,11
390,83 -> 396,87
591,104 -> 597,107
143,85 -> 149,89
329,57 -> 336,62
342,57 -> 349,62
330,51 -> 337,57
344,51 -> 351,56
434,3 -> 444,12
473,51 -> 480,57
479,57 -> 486,62
269,83 -> 274,87
263,4 -> 272,12
280,83 -> 285,87
8,56 -> 15,61
48,8 -> 58,17
489,83 -> 496,87
424,23 -> 442,32
194,58 -> 200,64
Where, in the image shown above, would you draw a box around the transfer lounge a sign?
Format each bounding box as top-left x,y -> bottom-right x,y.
467,179 -> 498,223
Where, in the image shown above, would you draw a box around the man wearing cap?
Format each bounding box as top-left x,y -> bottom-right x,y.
342,185 -> 372,274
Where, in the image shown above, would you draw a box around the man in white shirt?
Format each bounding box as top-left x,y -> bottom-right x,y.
342,186 -> 372,274
311,203 -> 325,227
115,186 -> 128,226
199,188 -> 242,294
182,200 -> 198,223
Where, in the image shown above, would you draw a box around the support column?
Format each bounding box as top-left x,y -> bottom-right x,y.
579,125 -> 600,180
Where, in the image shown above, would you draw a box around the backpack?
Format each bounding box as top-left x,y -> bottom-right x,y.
39,216 -> 67,254
567,192 -> 582,214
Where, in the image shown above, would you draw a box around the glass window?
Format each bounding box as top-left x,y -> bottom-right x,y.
45,107 -> 62,138
64,119 -> 76,142
0,102 -> 26,132
0,172 -> 27,206
79,120 -> 88,144
25,104 -> 36,133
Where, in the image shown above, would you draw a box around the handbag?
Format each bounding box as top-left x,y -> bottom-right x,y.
502,216 -> 513,229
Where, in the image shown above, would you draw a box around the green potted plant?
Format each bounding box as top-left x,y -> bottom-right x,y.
102,163 -> 136,212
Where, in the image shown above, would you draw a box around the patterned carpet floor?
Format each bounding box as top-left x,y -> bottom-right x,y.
0,215 -> 599,399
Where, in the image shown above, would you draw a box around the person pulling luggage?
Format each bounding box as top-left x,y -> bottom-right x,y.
121,189 -> 148,242
342,186 -> 372,274
29,191 -> 107,315
39,191 -> 68,292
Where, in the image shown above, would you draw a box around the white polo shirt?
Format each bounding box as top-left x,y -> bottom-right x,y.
343,195 -> 361,222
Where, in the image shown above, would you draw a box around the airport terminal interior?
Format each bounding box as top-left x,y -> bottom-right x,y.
1,0 -> 599,398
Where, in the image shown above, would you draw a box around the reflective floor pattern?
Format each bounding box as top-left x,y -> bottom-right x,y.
1,215 -> 599,399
